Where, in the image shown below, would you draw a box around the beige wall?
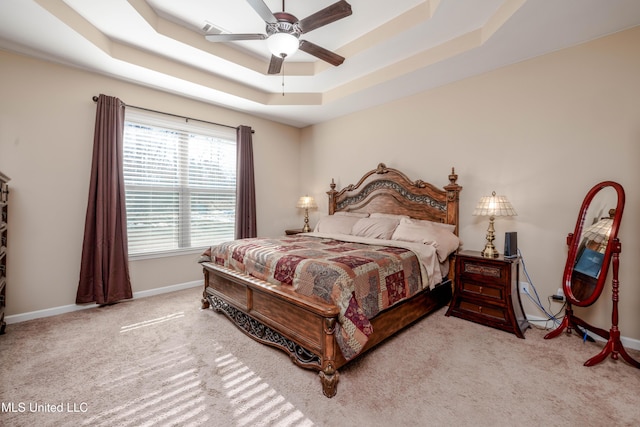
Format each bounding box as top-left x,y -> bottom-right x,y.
0,50 -> 301,315
301,27 -> 640,341
2,26 -> 639,344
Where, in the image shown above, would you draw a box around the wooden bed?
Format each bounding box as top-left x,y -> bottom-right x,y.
200,163 -> 462,397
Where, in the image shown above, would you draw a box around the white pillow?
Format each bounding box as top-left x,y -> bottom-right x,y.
370,213 -> 410,220
334,211 -> 370,218
430,221 -> 456,233
391,218 -> 460,262
314,215 -> 360,235
351,217 -> 400,240
371,213 -> 454,232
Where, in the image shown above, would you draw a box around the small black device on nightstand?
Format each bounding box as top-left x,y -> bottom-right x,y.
504,232 -> 518,258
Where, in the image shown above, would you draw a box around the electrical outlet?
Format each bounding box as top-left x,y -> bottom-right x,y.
519,282 -> 529,294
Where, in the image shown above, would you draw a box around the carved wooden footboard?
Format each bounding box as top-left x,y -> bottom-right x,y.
201,263 -> 343,396
200,164 -> 462,397
201,262 -> 452,397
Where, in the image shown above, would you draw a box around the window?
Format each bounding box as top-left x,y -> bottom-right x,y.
123,110 -> 236,257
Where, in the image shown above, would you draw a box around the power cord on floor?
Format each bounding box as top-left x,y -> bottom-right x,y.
518,249 -> 564,329
517,249 -> 595,342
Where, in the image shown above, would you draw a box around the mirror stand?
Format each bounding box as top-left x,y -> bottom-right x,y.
582,242 -> 639,367
545,239 -> 640,368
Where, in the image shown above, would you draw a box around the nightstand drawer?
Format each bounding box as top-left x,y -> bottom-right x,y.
459,258 -> 508,285
459,280 -> 504,301
459,300 -> 506,321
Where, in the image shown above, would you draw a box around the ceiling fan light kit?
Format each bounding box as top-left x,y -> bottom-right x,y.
266,32 -> 299,58
205,0 -> 352,75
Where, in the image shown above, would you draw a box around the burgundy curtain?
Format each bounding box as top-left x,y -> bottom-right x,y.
76,94 -> 132,304
235,125 -> 257,239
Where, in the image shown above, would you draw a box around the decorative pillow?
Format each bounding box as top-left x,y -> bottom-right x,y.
370,213 -> 410,220
351,217 -> 400,240
371,213 -> 454,232
429,221 -> 456,232
314,215 -> 360,235
391,218 -> 460,262
334,211 -> 370,218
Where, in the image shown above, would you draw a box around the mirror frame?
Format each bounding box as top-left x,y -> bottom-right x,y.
562,181 -> 625,307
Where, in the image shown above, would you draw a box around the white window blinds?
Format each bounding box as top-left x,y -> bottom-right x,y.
123,109 -> 236,257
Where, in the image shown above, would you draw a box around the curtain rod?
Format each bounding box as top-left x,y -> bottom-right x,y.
92,96 -> 254,133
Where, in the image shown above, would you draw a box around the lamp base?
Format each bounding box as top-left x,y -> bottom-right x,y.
481,243 -> 500,258
302,208 -> 311,233
481,215 -> 499,258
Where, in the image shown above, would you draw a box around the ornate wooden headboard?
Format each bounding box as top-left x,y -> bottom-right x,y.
327,163 -> 462,234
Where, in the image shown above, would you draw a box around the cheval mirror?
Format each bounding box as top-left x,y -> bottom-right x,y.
544,181 -> 640,368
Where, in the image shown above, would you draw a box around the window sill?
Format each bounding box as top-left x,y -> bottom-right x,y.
128,247 -> 207,261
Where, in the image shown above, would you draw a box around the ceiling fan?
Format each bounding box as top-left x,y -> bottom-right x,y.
205,0 -> 352,74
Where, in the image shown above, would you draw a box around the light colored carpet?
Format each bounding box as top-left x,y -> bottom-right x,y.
1,287 -> 638,427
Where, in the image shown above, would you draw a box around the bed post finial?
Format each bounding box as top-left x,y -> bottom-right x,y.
327,178 -> 338,215
449,167 -> 458,185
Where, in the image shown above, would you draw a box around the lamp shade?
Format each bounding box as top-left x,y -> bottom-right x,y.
296,196 -> 317,209
267,32 -> 299,58
583,217 -> 613,245
473,191 -> 517,217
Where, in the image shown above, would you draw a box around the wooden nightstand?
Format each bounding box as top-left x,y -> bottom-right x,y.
285,229 -> 305,235
445,250 -> 530,338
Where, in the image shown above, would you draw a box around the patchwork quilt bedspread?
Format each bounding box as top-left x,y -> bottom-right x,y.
200,233 -> 438,360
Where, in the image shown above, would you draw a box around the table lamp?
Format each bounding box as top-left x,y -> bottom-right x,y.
296,195 -> 317,233
582,209 -> 615,253
473,191 -> 517,258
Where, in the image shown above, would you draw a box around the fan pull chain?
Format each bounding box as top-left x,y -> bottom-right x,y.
281,59 -> 285,96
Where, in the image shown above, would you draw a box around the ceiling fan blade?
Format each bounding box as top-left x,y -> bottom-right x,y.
299,40 -> 345,66
297,0 -> 352,34
205,33 -> 267,42
267,55 -> 284,74
246,0 -> 278,24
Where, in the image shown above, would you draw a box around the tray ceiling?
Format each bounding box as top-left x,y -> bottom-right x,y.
0,0 -> 639,127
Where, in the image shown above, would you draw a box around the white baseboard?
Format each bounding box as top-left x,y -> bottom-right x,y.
525,313 -> 640,352
130,280 -> 202,300
5,280 -> 202,325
